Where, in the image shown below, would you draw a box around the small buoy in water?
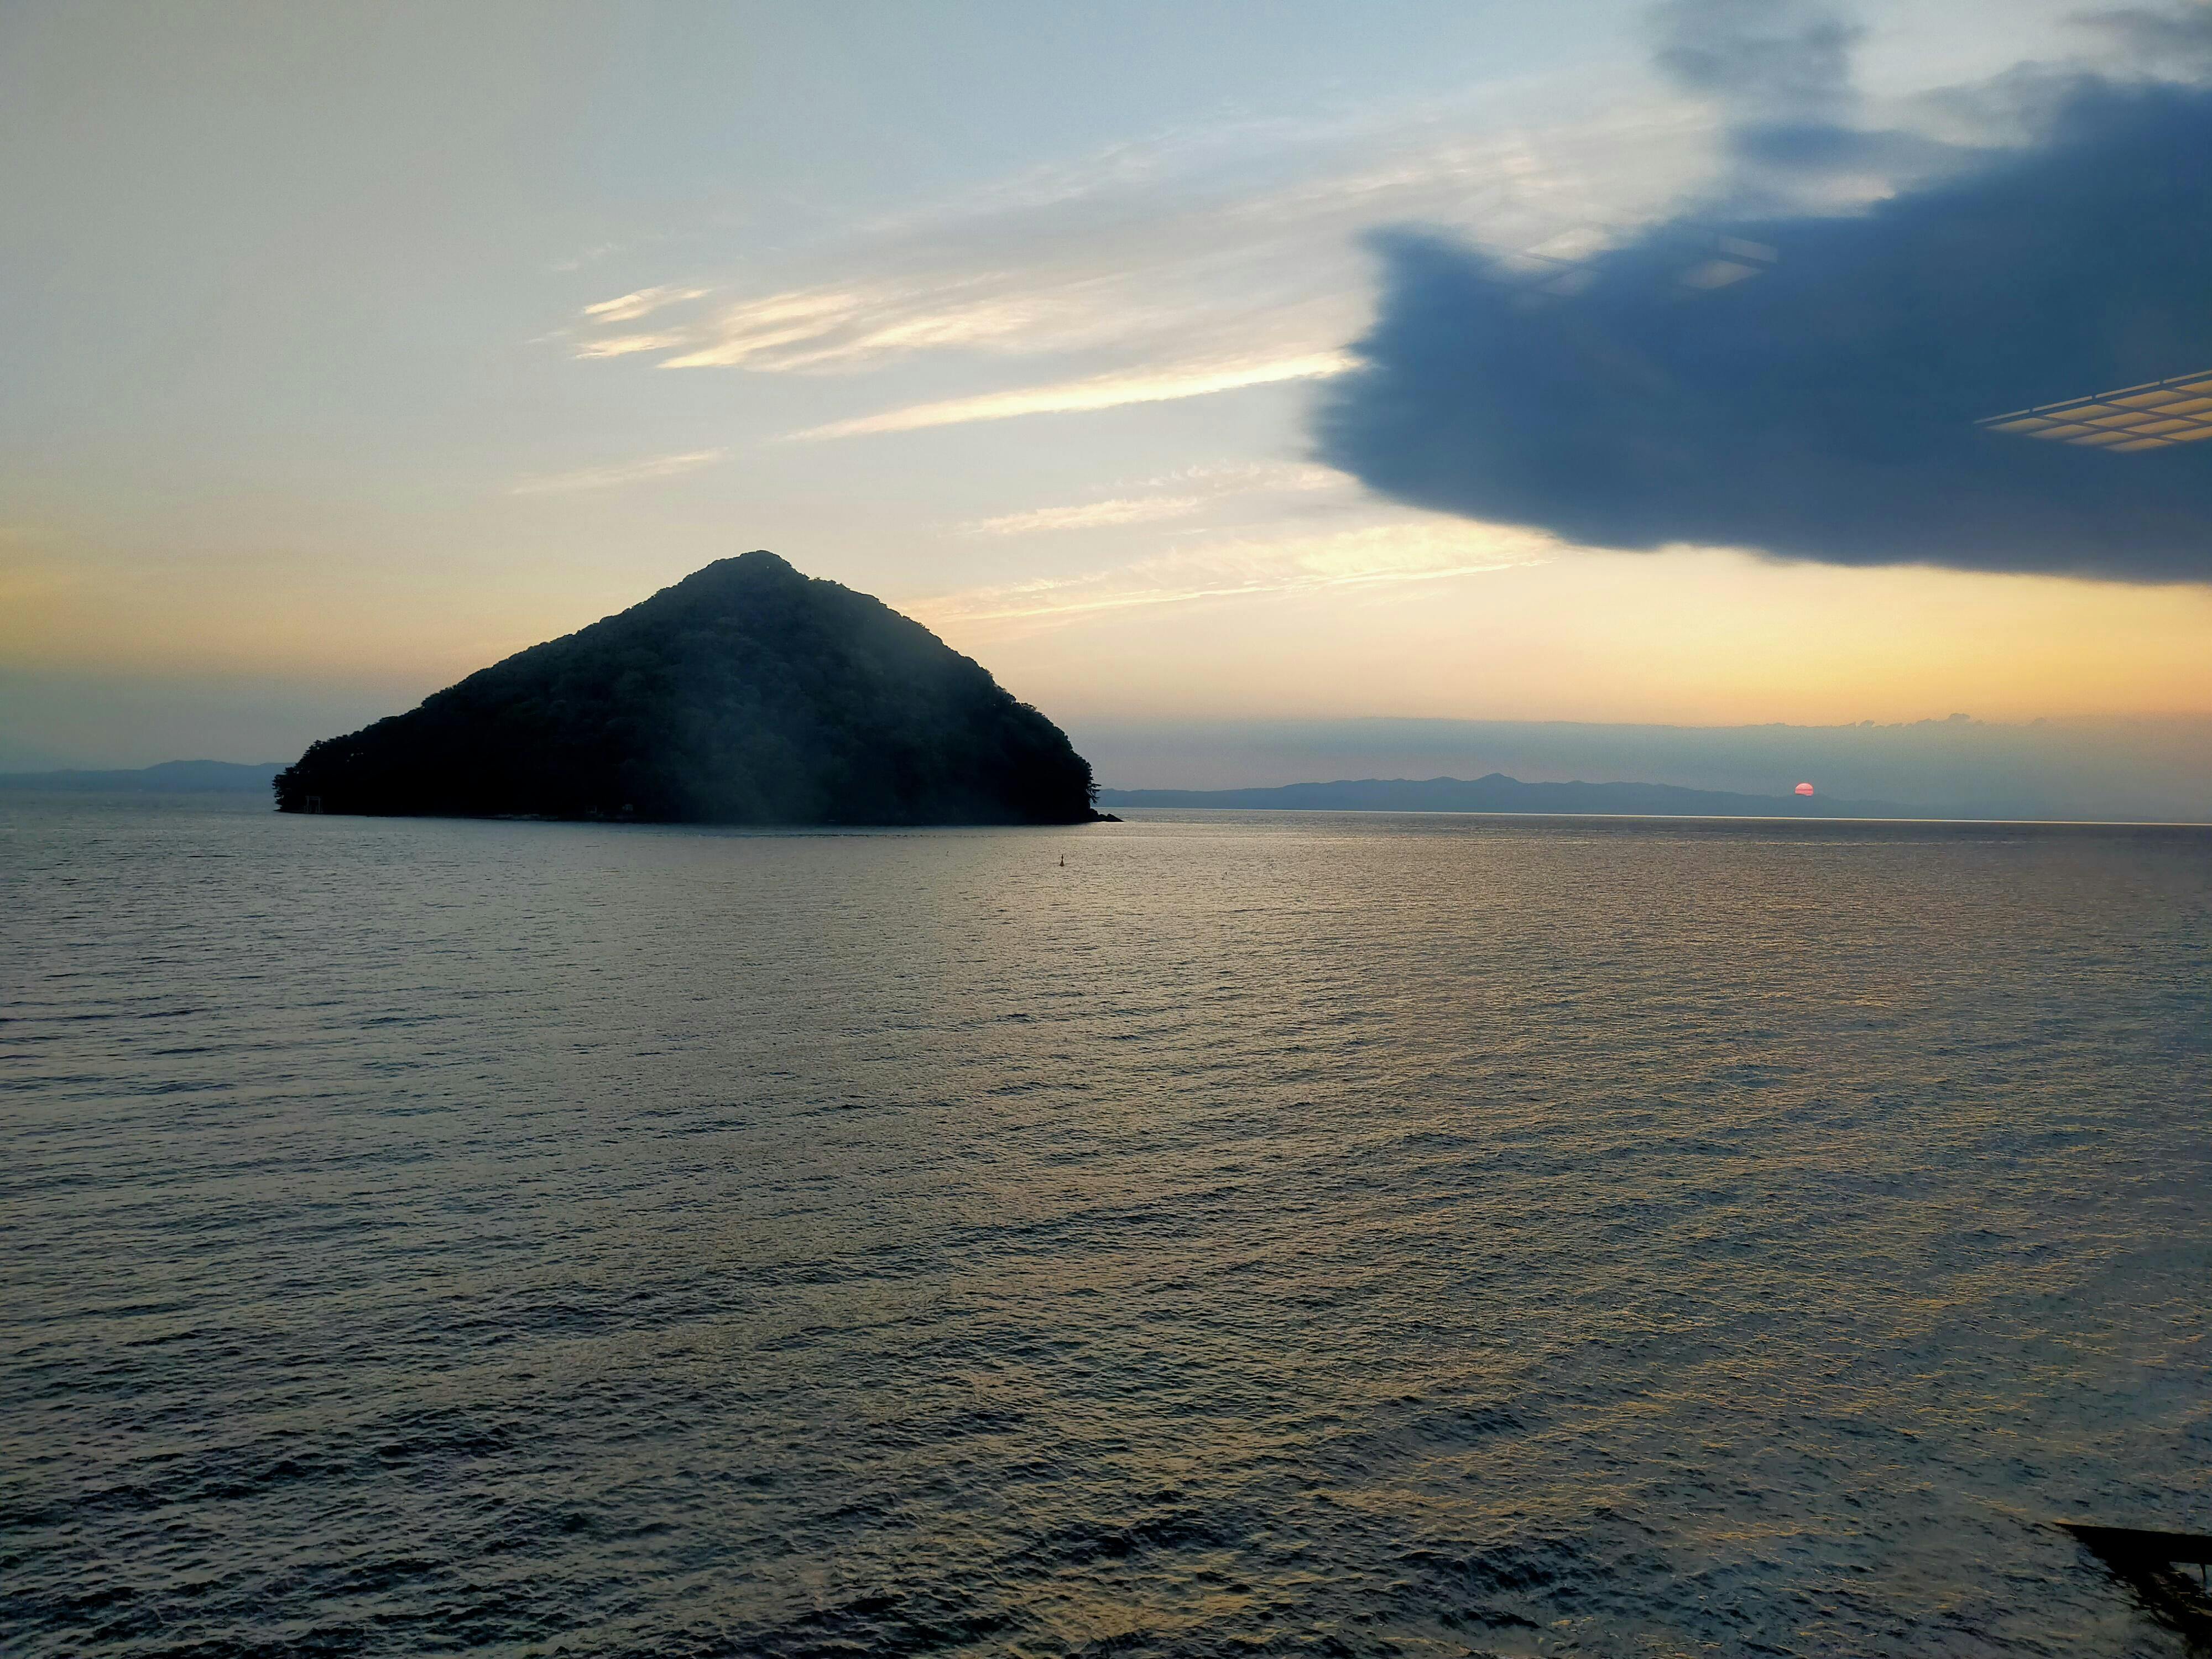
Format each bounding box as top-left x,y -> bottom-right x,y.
1794,782 -> 1815,797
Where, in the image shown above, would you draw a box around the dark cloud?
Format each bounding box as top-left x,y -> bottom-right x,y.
1648,0 -> 1863,122
1316,65 -> 2212,582
1723,118 -> 1968,184
2074,4 -> 2212,74
1652,1 -> 1980,206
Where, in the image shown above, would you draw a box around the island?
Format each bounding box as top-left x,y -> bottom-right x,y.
274,551 -> 1107,825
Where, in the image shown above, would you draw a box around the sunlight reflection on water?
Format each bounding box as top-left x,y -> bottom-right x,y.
4,798 -> 2209,1657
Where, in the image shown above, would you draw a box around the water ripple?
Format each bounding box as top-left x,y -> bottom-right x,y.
2,798 -> 2208,1656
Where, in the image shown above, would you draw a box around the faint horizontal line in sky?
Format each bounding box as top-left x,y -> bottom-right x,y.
581,284 -> 711,323
941,559 -> 1528,624
509,449 -> 724,495
788,352 -> 1354,440
963,495 -> 1205,535
572,332 -> 689,359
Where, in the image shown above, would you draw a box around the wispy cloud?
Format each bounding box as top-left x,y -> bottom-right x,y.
1138,460 -> 1347,494
654,283 -> 1107,371
912,519 -> 1551,632
556,81 -> 1714,434
963,496 -> 1205,535
551,242 -> 622,274
572,332 -> 691,359
961,462 -> 1350,536
790,352 -> 1353,440
566,122 -> 1652,376
510,448 -> 724,495
581,284 -> 712,324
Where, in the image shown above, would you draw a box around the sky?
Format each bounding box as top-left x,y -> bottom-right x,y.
4,0 -> 2212,806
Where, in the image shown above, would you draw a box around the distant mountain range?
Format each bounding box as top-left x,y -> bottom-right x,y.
5,764 -> 1918,818
1096,774 -> 1914,817
0,760 -> 284,792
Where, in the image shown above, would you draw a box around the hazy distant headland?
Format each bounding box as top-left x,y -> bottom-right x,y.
273,551 -> 1106,826
1098,775 -> 1910,818
0,760 -> 284,794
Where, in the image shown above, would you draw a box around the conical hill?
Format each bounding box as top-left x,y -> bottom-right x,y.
274,551 -> 1103,825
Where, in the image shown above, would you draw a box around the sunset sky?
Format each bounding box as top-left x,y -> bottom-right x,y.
6,0 -> 2211,786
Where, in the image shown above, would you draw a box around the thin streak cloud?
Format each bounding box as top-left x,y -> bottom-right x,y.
510,449 -> 725,495
558,92 -> 1710,411
572,332 -> 690,360
790,353 -> 1353,440
581,284 -> 712,323
963,497 -> 1206,535
959,462 -> 1353,537
653,284 -> 1088,372
913,520 -> 1548,630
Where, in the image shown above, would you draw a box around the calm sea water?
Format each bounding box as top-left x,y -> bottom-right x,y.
5,795 -> 2210,1658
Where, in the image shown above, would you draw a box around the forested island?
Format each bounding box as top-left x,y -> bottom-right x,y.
274,551 -> 1105,825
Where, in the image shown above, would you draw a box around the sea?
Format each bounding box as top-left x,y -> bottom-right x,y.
4,794 -> 2209,1658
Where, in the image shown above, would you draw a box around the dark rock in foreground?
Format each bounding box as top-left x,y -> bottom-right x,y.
276,551 -> 1104,825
